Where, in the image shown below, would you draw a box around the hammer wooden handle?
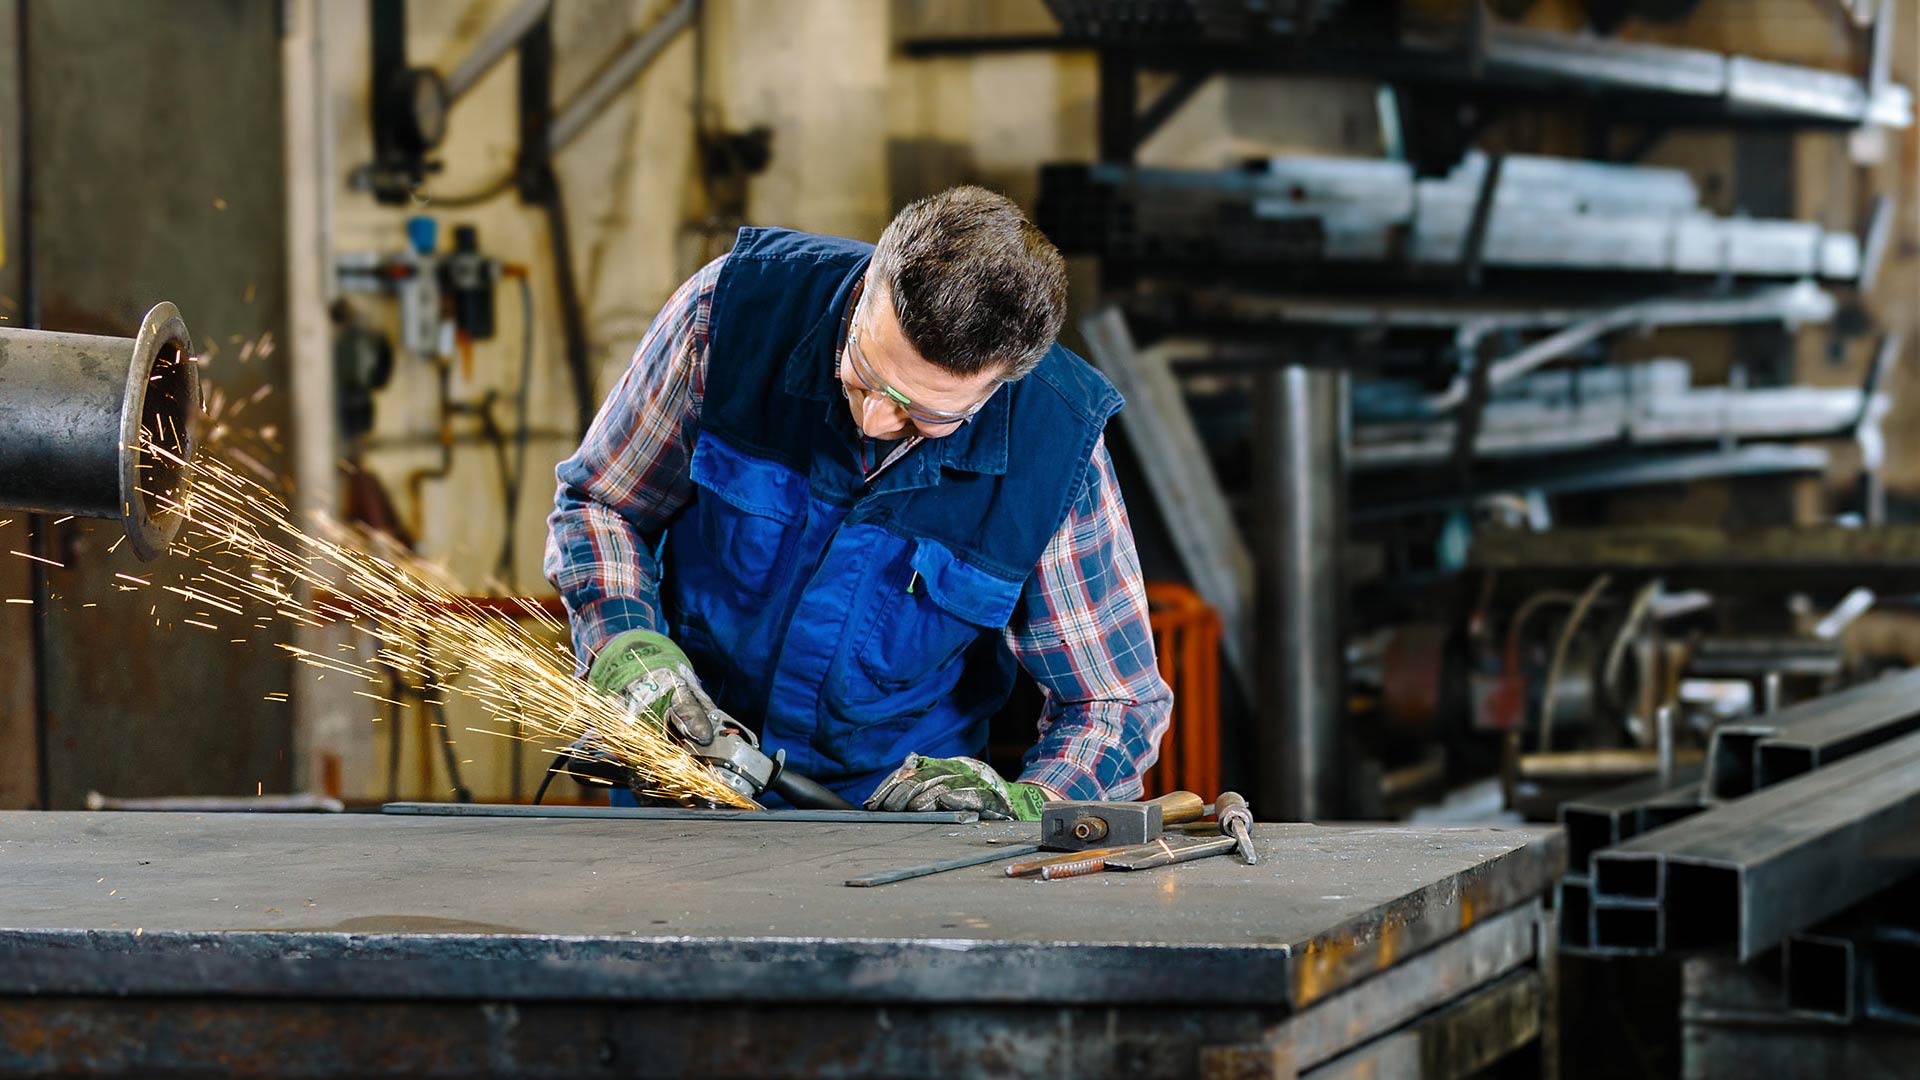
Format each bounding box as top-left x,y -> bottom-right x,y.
1149,790 -> 1206,825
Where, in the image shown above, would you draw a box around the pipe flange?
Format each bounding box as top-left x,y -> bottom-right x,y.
119,302 -> 197,560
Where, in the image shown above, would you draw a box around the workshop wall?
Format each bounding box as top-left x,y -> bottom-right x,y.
312,0 -> 923,801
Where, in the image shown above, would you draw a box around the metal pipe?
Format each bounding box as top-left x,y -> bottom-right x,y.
1254,365 -> 1345,820
1519,748 -> 1703,784
0,303 -> 198,560
442,0 -> 550,104
546,0 -> 694,154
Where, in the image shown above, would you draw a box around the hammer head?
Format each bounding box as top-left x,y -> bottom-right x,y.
1041,800 -> 1163,852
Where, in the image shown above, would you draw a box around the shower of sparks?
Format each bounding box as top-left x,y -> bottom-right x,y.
124,425 -> 753,810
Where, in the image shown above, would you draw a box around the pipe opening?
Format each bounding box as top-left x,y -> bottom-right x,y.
135,340 -> 193,530
1786,936 -> 1855,1018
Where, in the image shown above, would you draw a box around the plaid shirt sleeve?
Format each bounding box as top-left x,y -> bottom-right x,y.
1009,435 -> 1173,801
543,257 -> 722,669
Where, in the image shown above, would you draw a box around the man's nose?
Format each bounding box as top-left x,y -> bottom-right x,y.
861,392 -> 904,433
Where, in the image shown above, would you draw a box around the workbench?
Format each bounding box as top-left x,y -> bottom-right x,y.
0,811 -> 1563,1079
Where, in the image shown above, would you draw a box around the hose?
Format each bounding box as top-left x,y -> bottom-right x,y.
1538,574 -> 1612,754
1599,579 -> 1662,731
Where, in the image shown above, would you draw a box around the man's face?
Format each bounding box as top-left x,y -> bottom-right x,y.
842,284 -> 1005,441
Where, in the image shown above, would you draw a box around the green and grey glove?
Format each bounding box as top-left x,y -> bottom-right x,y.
587,629 -> 726,747
864,754 -> 1050,821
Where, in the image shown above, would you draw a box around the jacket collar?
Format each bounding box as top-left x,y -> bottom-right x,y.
783,262 -> 1010,479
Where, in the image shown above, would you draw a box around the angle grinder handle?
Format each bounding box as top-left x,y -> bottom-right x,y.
1149,790 -> 1206,825
766,768 -> 858,811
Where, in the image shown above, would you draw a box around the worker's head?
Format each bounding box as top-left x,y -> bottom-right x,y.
842,186 -> 1067,440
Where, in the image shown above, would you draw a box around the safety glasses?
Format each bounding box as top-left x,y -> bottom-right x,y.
842,294 -> 993,431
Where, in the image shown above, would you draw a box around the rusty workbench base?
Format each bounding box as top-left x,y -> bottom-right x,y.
0,812 -> 1563,1078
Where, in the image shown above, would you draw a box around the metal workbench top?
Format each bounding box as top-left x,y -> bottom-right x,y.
0,811 -> 1561,1011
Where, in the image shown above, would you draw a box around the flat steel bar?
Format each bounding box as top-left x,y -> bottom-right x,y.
845,844 -> 1042,887
1300,968 -> 1545,1080
380,802 -> 979,824
1751,670 -> 1920,790
1266,902 -> 1541,1072
1599,727 -> 1920,959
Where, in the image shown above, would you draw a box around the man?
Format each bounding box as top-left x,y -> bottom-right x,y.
544,186 -> 1171,819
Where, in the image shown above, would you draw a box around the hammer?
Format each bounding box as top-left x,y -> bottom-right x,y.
1040,790 -> 1205,852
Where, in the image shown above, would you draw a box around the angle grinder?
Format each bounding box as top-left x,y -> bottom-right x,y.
537,717 -> 856,811
686,719 -> 856,810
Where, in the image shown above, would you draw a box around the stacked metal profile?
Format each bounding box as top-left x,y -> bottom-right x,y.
1039,0 -> 1911,129
1780,878 -> 1920,1024
1038,153 -> 1864,281
1560,671 -> 1920,973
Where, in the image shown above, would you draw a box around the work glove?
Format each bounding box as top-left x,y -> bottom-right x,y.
587,629 -> 725,747
864,754 -> 1050,821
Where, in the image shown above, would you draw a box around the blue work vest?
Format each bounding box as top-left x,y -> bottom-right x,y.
660,227 -> 1122,804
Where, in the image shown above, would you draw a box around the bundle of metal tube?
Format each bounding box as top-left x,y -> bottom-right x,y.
1586,724 -> 1920,959
1704,668 -> 1920,799
1780,878 -> 1920,1024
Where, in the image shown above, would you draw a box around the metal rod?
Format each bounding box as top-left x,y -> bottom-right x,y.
443,0 -> 550,103
1519,748 -> 1703,783
381,802 -> 979,824
845,843 -> 1042,887
1104,835 -> 1240,870
546,0 -> 694,154
87,792 -> 345,813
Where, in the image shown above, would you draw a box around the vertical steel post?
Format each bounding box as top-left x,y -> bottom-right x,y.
1254,365 -> 1347,820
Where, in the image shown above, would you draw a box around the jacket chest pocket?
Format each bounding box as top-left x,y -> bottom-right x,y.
834,539 -> 1024,717
688,437 -> 806,601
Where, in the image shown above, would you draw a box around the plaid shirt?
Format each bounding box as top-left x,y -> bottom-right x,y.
545,257 -> 1172,800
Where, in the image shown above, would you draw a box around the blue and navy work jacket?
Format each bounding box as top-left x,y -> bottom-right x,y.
658,227 -> 1123,804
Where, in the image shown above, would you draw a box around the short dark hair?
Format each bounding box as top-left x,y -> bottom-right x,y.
869,186 -> 1066,381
